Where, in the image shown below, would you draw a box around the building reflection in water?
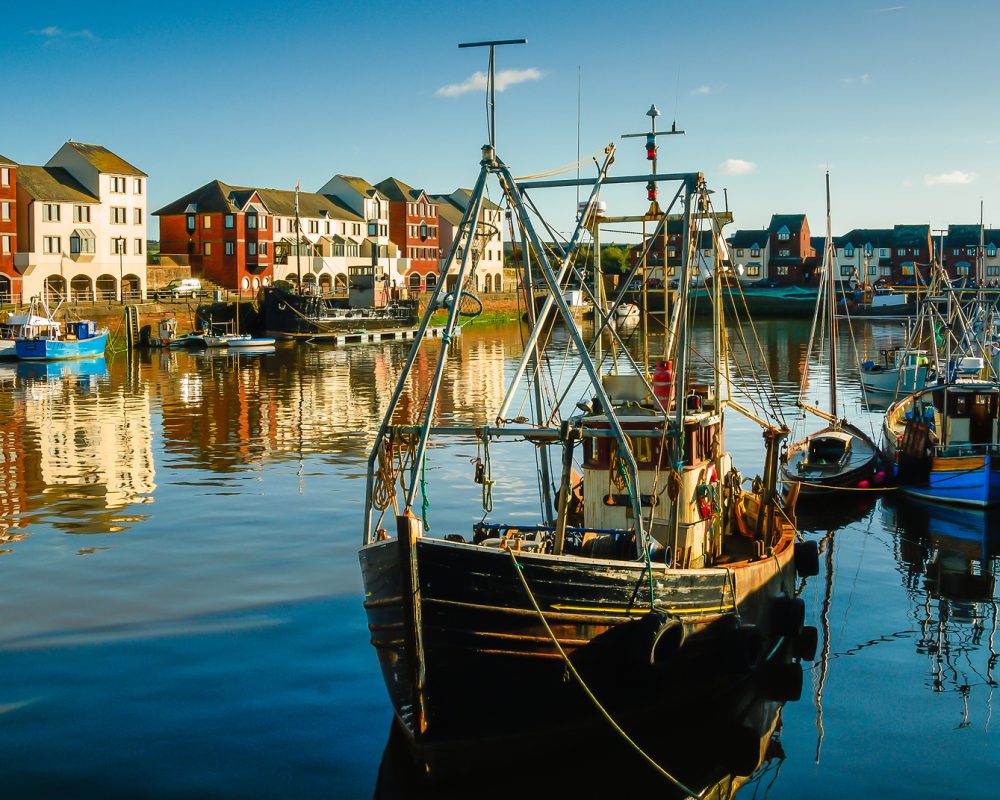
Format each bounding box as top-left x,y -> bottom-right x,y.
0,357 -> 155,541
886,497 -> 1000,724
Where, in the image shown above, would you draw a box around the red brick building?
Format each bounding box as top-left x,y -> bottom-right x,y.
890,224 -> 932,284
156,180 -> 275,291
0,155 -> 19,302
374,177 -> 440,290
767,214 -> 814,285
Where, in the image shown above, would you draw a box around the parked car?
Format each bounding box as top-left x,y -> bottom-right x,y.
749,278 -> 780,288
154,278 -> 202,300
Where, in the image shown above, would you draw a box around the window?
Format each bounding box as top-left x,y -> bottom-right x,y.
735,249 -> 745,257
869,264 -> 878,276
880,265 -> 891,276
901,264 -> 914,276
988,246 -> 997,257
275,218 -> 281,233
309,220 -> 318,234
750,247 -> 760,257
203,242 -> 212,256
73,205 -> 91,223
967,247 -> 977,256
840,266 -> 853,277
260,242 -> 268,256
1,235 -> 10,253
333,241 -> 345,257
248,242 -> 257,256
0,167 -> 8,186
953,248 -> 960,256
112,207 -> 127,224
43,204 -> 61,222
134,208 -> 143,225
957,264 -> 970,275
667,267 -> 677,276
0,202 -> 8,221
70,233 -> 95,255
225,241 -> 234,256
110,176 -> 126,193
864,246 -> 873,257
897,248 -> 906,256
186,214 -> 195,232
346,242 -> 359,257
112,238 -> 126,255
746,265 -> 760,277
134,178 -> 143,194
778,249 -> 790,257
988,265 -> 999,276
43,236 -> 61,254
259,216 -> 267,229
203,215 -> 211,229
880,248 -> 888,257
777,232 -> 790,241
844,246 -> 855,258
368,220 -> 377,236
247,215 -> 257,229
225,214 -> 234,229
134,238 -> 143,255
776,265 -> 789,276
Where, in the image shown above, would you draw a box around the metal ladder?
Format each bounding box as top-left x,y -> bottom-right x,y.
124,305 -> 141,349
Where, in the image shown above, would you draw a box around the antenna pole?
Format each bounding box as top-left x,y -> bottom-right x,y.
458,38 -> 527,152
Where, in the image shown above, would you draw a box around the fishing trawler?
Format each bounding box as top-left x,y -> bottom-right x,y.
358,41 -> 813,775
780,174 -> 881,495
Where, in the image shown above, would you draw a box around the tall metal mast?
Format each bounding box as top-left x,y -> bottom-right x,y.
825,171 -> 837,419
457,38 -> 527,152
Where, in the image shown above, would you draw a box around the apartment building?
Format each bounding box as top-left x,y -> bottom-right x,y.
0,155 -> 17,301
375,177 -> 440,290
431,189 -> 505,293
11,142 -> 148,302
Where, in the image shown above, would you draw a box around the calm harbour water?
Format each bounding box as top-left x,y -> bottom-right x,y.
0,319 -> 997,798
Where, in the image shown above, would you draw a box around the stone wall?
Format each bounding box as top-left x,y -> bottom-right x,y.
147,264 -> 193,290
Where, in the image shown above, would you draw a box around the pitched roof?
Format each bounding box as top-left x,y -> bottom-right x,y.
153,179 -> 236,216
429,195 -> 465,227
335,175 -> 383,198
375,176 -> 426,203
836,228 -> 894,248
892,224 -> 930,247
16,165 -> 99,203
60,142 -> 146,176
768,214 -> 806,233
729,229 -> 768,248
945,224 -> 983,248
0,154 -> 16,167
449,187 -> 501,211
154,179 -> 363,222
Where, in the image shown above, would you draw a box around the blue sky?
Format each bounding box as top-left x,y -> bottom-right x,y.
3,0 -> 999,240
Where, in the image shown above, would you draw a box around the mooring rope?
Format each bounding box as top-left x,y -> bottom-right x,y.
506,548 -> 704,798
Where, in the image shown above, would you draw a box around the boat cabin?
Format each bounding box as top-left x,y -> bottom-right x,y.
899,385 -> 1000,454
800,431 -> 852,470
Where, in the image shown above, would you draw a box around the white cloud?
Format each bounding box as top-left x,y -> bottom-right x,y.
718,159 -> 757,176
691,85 -> 711,96
842,73 -> 871,86
876,5 -> 904,11
32,26 -> 97,42
924,170 -> 976,186
436,68 -> 542,97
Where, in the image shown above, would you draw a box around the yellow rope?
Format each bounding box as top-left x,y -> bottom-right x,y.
513,145 -> 612,181
506,549 -> 704,799
781,478 -> 896,492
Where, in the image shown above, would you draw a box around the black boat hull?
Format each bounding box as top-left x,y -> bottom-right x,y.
359,523 -> 797,774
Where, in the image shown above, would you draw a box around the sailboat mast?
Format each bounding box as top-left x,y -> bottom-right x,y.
825,171 -> 837,418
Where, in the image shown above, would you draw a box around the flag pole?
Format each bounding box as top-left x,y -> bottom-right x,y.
295,180 -> 303,291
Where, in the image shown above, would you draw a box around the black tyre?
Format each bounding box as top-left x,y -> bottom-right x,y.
795,625 -> 819,662
795,539 -> 820,577
773,597 -> 805,636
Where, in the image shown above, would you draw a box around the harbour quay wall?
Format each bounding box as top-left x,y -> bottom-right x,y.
416,291 -> 527,321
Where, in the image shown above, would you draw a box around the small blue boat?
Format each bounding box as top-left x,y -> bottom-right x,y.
884,381 -> 1000,507
16,319 -> 109,361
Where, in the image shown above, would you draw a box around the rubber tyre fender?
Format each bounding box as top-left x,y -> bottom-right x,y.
773,596 -> 806,637
795,625 -> 819,662
795,539 -> 820,578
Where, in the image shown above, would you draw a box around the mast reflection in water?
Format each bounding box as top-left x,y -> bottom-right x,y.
0,320 -> 998,798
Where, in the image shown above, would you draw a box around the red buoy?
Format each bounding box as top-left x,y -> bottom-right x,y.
652,360 -> 673,409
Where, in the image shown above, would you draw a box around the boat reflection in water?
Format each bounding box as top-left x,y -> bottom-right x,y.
15,355 -> 108,381
373,652 -> 803,799
885,497 -> 1000,715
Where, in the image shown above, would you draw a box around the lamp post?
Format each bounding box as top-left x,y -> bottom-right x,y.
115,236 -> 126,304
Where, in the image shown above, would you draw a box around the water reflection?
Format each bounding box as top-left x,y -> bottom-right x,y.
373,659 -> 799,799
886,498 -> 1000,715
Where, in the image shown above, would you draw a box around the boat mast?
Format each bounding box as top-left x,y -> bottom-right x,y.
825,171 -> 838,419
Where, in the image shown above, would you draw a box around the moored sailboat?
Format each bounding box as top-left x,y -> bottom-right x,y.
780,173 -> 881,495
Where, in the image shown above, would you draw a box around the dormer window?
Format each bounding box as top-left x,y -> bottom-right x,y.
844,246 -> 855,258
750,247 -> 760,257
776,226 -> 791,241
864,245 -> 873,256
988,245 -> 997,257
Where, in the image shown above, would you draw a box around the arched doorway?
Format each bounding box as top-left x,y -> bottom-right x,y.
45,275 -> 67,304
494,274 -> 502,292
96,274 -> 117,302
318,273 -> 333,293
483,274 -> 492,293
122,274 -> 141,301
425,273 -> 437,290
0,275 -> 12,304
334,274 -> 348,293
71,275 -> 93,302
303,273 -> 317,286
